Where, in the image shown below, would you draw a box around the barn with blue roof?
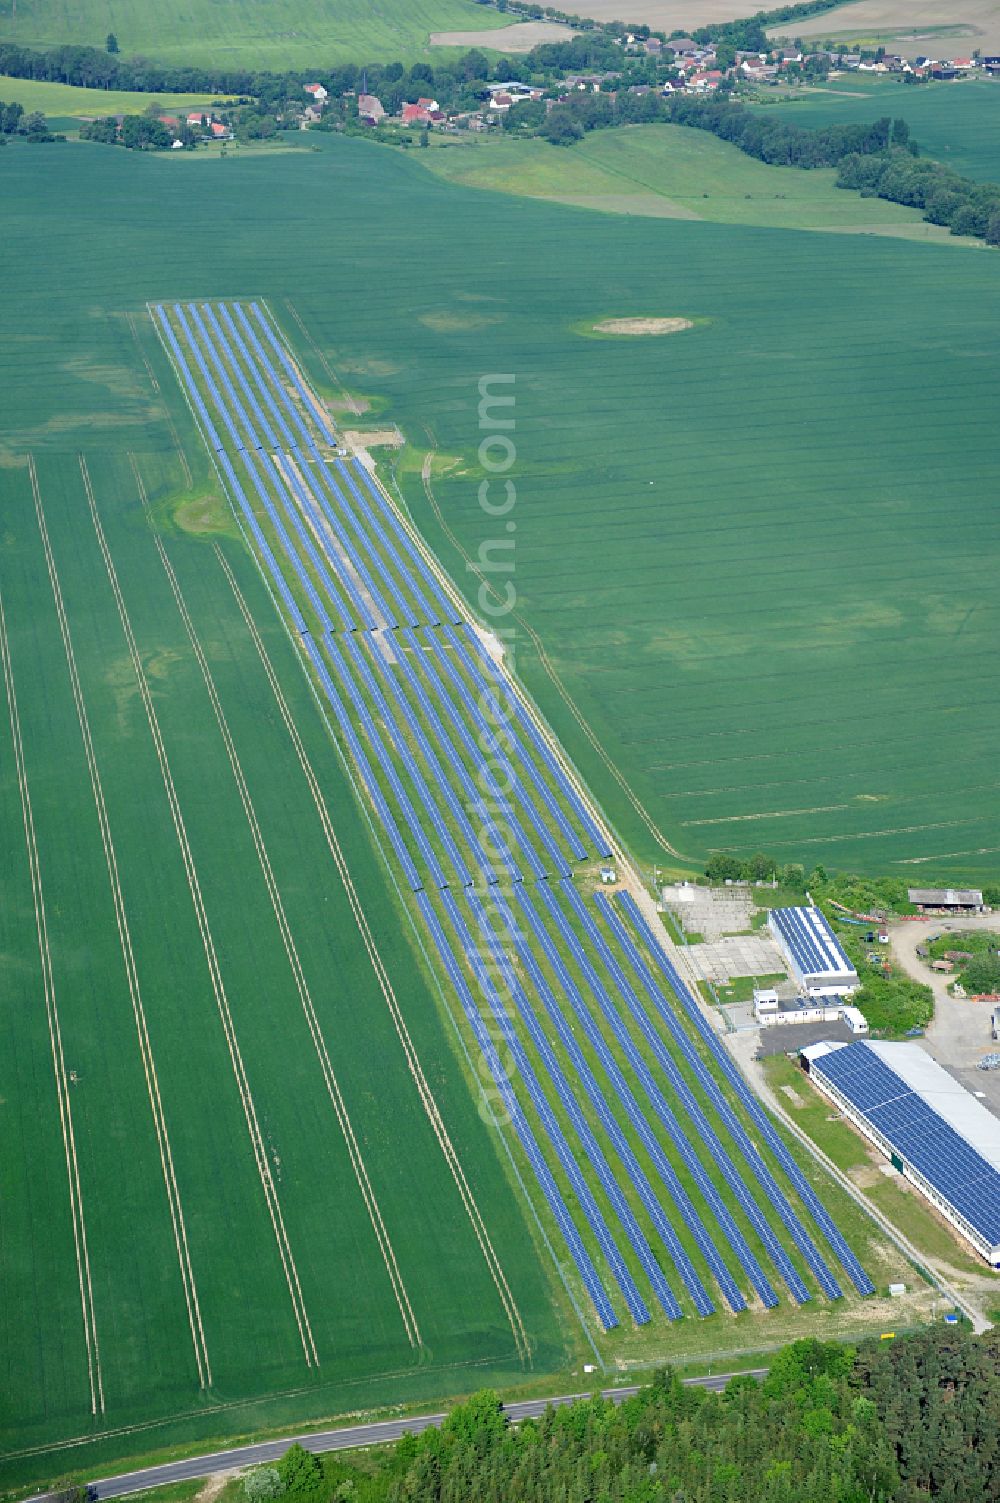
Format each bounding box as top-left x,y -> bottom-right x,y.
801,1039 -> 1000,1265
768,905 -> 859,997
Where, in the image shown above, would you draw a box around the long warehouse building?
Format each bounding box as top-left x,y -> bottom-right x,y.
801,1039 -> 1000,1265
768,905 -> 859,997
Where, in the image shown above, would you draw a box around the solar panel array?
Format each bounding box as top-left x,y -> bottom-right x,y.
769,905 -> 856,981
814,1044 -> 1000,1248
152,299 -> 875,1331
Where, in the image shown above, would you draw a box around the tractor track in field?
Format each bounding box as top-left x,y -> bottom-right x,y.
35,455 -> 210,1389
0,574 -> 105,1417
214,545 -> 532,1367
84,453 -> 318,1368
154,526 -> 421,1351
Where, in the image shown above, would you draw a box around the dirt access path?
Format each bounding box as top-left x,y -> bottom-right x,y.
889,913 -> 1000,1078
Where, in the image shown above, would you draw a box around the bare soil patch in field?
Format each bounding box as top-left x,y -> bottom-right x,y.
592,316 -> 694,335
342,427 -> 404,449
774,0 -> 1000,50
549,0 -> 749,26
430,20 -> 575,48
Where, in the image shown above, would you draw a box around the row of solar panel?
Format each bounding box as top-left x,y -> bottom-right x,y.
159,302 -> 666,1320
156,300 -> 873,1322
159,301 -> 602,893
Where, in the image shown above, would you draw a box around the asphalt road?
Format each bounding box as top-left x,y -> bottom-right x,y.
53,1370 -> 768,1502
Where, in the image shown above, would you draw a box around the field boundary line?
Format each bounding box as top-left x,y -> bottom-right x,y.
215,546 -> 532,1366
0,571 -> 104,1416
151,521 -> 421,1350
416,442 -> 678,859
80,453 -> 318,1368
281,299 -> 362,418
30,456 -> 211,1389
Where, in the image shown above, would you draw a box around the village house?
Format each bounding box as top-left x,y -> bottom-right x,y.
357,93 -> 385,122
303,83 -> 328,102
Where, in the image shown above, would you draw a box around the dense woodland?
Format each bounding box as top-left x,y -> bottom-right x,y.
231,1332 -> 1000,1502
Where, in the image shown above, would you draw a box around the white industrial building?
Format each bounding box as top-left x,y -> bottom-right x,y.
801,1039 -> 1000,1265
753,988 -> 867,1032
768,905 -> 859,997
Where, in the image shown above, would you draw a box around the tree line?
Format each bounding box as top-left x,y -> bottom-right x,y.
525,91 -> 1000,244
470,0 -> 855,53
532,88 -> 907,163
837,147 -> 1000,243
0,35 -> 654,101
230,1329 -> 1000,1502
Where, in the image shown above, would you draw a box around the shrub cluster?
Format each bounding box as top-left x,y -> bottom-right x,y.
0,97 -> 56,140
81,113 -> 175,149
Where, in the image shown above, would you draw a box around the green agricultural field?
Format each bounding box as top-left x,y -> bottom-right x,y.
419,124 -> 967,240
0,74 -> 230,118
0,0 -> 514,68
755,76 -> 1000,184
2,131 -> 999,887
0,397 -> 563,1486
3,118 -> 999,1484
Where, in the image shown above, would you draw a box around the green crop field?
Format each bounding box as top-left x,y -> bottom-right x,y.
0,322 -> 564,1485
755,76 -> 1000,184
419,123 -> 966,240
0,0 -> 514,68
3,131 -> 1000,882
0,74 -> 231,118
3,112 -> 999,1486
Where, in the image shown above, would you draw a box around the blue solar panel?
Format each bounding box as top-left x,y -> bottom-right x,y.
561,884 -> 816,1304
816,1044 -> 1000,1245
531,881 -> 780,1310
223,303 -> 391,631
421,627 -> 575,876
347,457 -> 462,626
596,892 -> 845,1299
154,299 -> 878,1318
458,623 -> 611,858
325,633 -> 452,891
513,884 -> 747,1314
330,463 -> 425,628
616,893 -> 876,1298
173,305 -> 341,636
770,906 -> 854,980
437,623 -> 591,863
442,889 -> 649,1325
416,890 -> 618,1330
386,631 -> 542,884
341,633 -> 485,888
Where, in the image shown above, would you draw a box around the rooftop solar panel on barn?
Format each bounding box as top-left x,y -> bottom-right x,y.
813,1043 -> 1000,1250
769,906 -> 856,982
